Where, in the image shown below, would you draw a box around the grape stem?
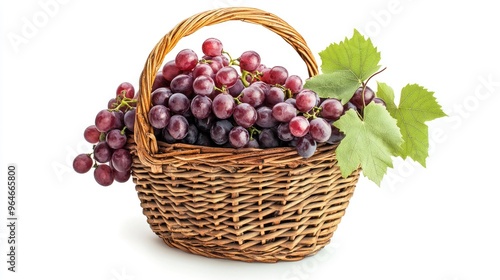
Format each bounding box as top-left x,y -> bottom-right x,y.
360,67 -> 387,117
222,50 -> 237,66
248,126 -> 261,140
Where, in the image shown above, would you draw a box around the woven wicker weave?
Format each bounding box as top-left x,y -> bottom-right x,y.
131,7 -> 360,263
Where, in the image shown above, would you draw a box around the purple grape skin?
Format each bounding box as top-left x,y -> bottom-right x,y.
148,105 -> 171,129
124,109 -> 135,132
256,106 -> 279,128
233,103 -> 258,128
228,126 -> 250,148
190,95 -> 212,119
210,119 -> 233,145
296,135 -> 317,159
106,129 -> 127,149
111,148 -> 132,172
73,154 -> 93,174
258,128 -> 280,148
167,115 -> 189,140
212,93 -> 235,119
94,142 -> 113,163
309,117 -> 332,143
168,92 -> 191,115
151,87 -> 172,106
95,109 -> 117,132
94,164 -> 114,187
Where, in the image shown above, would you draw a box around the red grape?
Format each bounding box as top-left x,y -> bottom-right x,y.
94,164 -> 114,187
73,154 -> 93,174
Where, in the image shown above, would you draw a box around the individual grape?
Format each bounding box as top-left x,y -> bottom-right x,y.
272,102 -> 297,123
309,117 -> 332,143
240,86 -> 265,107
228,126 -> 250,148
202,38 -> 223,56
284,75 -> 303,95
151,87 -> 172,106
124,109 -> 135,132
148,104 -> 170,129
192,63 -> 215,79
295,89 -> 318,113
111,148 -> 132,172
193,75 -> 215,96
162,60 -> 182,81
168,92 -> 190,114
212,93 -> 235,119
195,133 -> 212,146
106,129 -> 127,149
289,116 -> 310,137
244,138 -> 260,148
344,101 -> 358,112
350,86 -> 375,109
296,135 -> 317,159
204,58 -> 223,73
170,74 -> 194,97
251,81 -> 270,96
219,55 -> 230,66
94,164 -> 114,187
233,103 -> 257,128
175,49 -> 198,71
167,115 -> 189,140
116,82 -> 135,98
326,126 -> 345,144
113,168 -> 131,183
73,153 -> 93,174
228,78 -> 244,97
161,127 -> 177,144
256,106 -> 279,128
277,122 -> 294,142
258,128 -> 280,148
209,55 -> 228,67
319,98 -> 344,121
372,97 -> 386,107
190,95 -> 212,119
112,110 -> 124,129
95,109 -> 117,132
84,125 -> 101,144
152,71 -> 170,92
195,114 -> 216,133
108,98 -> 118,110
266,86 -> 285,106
215,66 -> 239,88
210,119 -> 233,145
285,97 -> 297,107
181,124 -> 199,145
93,142 -> 113,163
239,50 -> 261,72
262,66 -> 288,85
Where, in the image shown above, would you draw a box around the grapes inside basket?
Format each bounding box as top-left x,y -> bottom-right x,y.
74,31 -> 445,187
72,7 -> 445,263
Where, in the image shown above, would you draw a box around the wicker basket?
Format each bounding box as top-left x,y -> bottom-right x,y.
130,7 -> 360,263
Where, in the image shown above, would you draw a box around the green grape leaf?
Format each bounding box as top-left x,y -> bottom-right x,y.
376,82 -> 447,167
334,103 -> 403,186
303,71 -> 361,103
319,29 -> 381,82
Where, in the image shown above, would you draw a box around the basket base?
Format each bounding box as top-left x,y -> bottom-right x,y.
157,225 -> 338,263
137,181 -> 357,263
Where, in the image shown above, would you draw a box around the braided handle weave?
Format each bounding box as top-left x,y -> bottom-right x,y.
134,7 -> 319,172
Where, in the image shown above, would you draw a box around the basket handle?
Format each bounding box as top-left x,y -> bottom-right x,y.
134,7 -> 319,172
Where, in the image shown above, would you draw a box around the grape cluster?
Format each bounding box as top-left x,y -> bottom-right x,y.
72,82 -> 137,186
73,37 -> 388,187
147,38 -> 385,158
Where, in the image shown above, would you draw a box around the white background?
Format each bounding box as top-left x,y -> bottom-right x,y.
1,0 -> 499,279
